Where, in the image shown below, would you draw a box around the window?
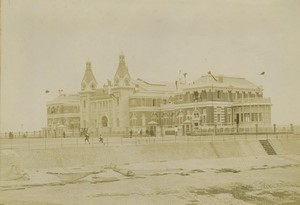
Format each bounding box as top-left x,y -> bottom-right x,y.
202,91 -> 207,99
217,114 -> 221,123
162,114 -> 168,124
130,113 -> 137,126
130,99 -> 137,107
217,90 -> 221,98
102,116 -> 108,127
177,112 -> 184,124
193,91 -> 199,101
186,125 -> 190,132
83,100 -> 86,109
142,114 -> 146,126
244,113 -> 250,122
153,99 -> 156,107
227,114 -> 232,123
116,118 -> 120,127
151,113 -> 158,121
193,111 -> 200,119
259,113 -> 262,121
115,79 -> 119,86
202,115 -> 206,124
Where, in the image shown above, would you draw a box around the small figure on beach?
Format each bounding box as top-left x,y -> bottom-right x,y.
139,129 -> 143,137
84,133 -> 90,144
99,134 -> 105,144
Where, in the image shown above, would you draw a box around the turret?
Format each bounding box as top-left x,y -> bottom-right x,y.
81,61 -> 98,91
113,54 -> 131,86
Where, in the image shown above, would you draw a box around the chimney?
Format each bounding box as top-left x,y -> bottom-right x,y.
218,75 -> 224,83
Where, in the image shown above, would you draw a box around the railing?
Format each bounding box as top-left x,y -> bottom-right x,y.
190,124 -> 293,136
0,132 -> 298,150
233,97 -> 271,104
0,124 -> 297,150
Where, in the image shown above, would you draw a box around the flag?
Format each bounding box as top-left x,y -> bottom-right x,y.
208,71 -> 218,82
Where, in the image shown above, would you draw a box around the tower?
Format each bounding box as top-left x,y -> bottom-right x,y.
111,54 -> 135,133
79,61 -> 98,129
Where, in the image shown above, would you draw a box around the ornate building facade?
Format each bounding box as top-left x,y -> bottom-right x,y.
47,54 -> 272,136
46,93 -> 80,137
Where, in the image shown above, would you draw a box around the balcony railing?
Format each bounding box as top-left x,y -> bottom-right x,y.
233,97 -> 271,104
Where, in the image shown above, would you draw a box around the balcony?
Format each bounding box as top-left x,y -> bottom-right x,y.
233,97 -> 271,105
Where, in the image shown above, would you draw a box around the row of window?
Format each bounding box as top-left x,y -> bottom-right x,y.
48,106 -> 80,114
174,90 -> 262,103
130,98 -> 168,107
84,100 -> 111,111
238,113 -> 263,123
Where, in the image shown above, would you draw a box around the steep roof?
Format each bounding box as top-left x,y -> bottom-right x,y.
82,61 -> 97,84
114,54 -> 130,79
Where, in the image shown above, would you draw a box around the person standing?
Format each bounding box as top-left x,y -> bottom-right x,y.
139,129 -> 143,137
84,133 -> 90,144
99,133 -> 105,145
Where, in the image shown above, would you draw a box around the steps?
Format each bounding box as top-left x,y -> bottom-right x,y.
259,140 -> 277,155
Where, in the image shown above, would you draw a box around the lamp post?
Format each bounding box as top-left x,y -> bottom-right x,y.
45,90 -> 51,149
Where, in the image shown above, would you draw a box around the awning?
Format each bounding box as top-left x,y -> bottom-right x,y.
183,120 -> 192,124
148,121 -> 158,125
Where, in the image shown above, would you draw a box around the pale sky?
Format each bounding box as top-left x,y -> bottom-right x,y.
1,0 -> 300,132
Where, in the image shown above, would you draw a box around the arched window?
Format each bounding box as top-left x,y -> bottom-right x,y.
102,116 -> 108,127
124,78 -> 130,86
115,79 -> 119,86
193,110 -> 200,119
177,111 -> 184,124
217,90 -> 221,98
130,113 -> 137,126
151,112 -> 158,122
162,113 -> 169,125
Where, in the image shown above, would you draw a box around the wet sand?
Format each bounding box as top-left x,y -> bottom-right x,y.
1,155 -> 300,205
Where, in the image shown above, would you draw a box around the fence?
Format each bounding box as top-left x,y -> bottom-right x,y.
189,124 -> 294,136
0,124 -> 295,139
0,131 -> 298,150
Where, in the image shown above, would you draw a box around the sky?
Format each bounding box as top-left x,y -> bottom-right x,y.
1,0 -> 300,132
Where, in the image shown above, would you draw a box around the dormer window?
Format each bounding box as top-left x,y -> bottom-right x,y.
115,79 -> 119,86
81,83 -> 86,90
125,78 -> 130,86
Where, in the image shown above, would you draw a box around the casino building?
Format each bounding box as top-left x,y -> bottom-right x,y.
47,54 -> 272,136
